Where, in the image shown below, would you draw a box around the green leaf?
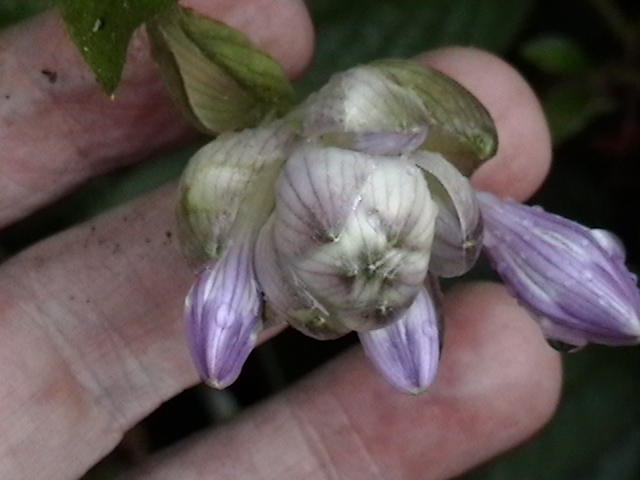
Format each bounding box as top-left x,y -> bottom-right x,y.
521,35 -> 591,75
147,5 -> 296,135
58,0 -> 177,95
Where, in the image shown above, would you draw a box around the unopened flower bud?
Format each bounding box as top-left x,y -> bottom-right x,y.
272,145 -> 438,331
177,122 -> 295,264
254,216 -> 350,340
479,191 -> 640,348
359,278 -> 442,394
185,240 -> 262,388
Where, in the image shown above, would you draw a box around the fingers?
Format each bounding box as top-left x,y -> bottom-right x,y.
419,47 -> 552,201
123,283 -> 562,480
0,0 -> 314,226
0,187 -> 189,479
0,47 -> 550,478
0,184 -> 282,479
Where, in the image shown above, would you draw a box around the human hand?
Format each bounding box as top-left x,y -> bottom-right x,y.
0,1 -> 561,478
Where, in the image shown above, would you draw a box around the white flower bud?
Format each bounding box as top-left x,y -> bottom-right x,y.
272,145 -> 438,331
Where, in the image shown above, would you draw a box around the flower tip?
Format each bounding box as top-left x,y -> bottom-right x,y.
204,379 -> 228,390
378,361 -> 437,395
406,385 -> 429,396
195,328 -> 257,389
546,339 -> 585,354
204,375 -> 237,390
393,374 -> 432,396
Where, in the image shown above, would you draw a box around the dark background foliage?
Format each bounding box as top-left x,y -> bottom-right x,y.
1,0 -> 639,478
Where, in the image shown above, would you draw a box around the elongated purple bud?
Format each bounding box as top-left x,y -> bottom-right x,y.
185,240 -> 262,388
478,191 -> 640,348
359,282 -> 441,394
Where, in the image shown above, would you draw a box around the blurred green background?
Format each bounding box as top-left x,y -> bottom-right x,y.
1,0 -> 639,478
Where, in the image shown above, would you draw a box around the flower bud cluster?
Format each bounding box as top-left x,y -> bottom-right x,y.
178,60 -> 640,394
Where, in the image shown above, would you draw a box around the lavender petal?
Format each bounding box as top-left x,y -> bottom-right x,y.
590,229 -> 626,262
349,129 -> 428,156
185,240 -> 263,388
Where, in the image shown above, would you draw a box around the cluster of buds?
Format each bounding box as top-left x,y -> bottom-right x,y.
177,60 -> 640,394
153,7 -> 640,394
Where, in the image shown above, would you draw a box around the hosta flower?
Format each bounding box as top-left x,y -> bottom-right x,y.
176,58 -> 495,393
478,192 -> 640,350
172,54 -> 640,394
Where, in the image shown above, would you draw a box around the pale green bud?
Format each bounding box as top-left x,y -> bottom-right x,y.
254,216 -> 350,340
177,121 -> 296,264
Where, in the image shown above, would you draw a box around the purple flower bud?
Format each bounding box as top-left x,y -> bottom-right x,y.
359,281 -> 441,394
185,240 -> 263,388
478,191 -> 640,348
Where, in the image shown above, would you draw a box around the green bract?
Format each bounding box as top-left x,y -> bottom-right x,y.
147,5 -> 296,134
371,59 -> 498,174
